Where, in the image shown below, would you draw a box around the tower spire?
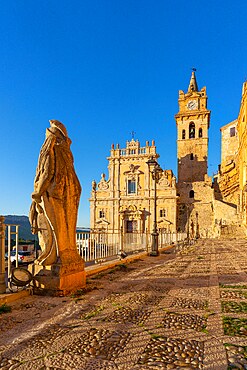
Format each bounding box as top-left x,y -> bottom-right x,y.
188,69 -> 198,92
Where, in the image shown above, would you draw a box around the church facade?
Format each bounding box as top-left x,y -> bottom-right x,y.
89,139 -> 177,234
90,72 -> 246,238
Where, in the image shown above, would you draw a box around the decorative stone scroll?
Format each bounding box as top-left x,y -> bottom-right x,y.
158,172 -> 170,187
98,173 -> 109,190
124,164 -> 143,177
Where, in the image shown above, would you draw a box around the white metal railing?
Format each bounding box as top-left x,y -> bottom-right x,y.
76,231 -> 120,262
159,231 -> 187,246
76,230 -> 187,263
122,232 -> 148,254
6,224 -> 19,290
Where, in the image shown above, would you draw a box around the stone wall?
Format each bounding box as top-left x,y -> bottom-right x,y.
220,120 -> 238,164
237,81 -> 247,224
214,161 -> 239,206
177,178 -> 215,237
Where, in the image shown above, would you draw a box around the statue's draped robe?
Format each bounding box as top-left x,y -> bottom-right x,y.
30,130 -> 81,265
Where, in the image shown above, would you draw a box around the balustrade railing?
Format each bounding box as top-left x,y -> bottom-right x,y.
76,231 -> 120,263
76,230 -> 187,263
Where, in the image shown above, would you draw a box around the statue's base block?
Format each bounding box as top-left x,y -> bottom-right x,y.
28,261 -> 86,296
0,275 -> 6,294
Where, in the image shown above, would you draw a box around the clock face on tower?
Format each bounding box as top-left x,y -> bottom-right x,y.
187,100 -> 198,110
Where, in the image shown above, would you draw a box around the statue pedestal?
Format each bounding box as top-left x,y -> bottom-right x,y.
0,273 -> 6,294
28,260 -> 86,295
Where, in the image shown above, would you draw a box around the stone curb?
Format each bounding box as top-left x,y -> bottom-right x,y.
0,289 -> 30,305
0,244 -> 175,304
85,244 -> 175,277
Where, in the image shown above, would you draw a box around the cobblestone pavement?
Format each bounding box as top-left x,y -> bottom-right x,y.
0,238 -> 247,369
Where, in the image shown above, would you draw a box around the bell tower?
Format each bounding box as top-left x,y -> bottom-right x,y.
175,71 -> 211,183
175,72 -> 214,237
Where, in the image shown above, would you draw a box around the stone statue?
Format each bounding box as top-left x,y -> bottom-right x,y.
29,120 -> 82,266
92,180 -> 96,191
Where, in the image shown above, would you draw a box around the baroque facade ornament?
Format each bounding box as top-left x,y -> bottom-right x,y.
158,172 -> 170,187
98,173 -> 109,190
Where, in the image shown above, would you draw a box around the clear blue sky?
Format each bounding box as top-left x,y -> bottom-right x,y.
0,0 -> 246,227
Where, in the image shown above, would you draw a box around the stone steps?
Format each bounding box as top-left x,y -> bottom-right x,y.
220,224 -> 247,239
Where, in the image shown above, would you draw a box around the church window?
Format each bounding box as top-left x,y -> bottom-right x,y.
160,209 -> 166,217
99,210 -> 105,218
121,149 -> 126,155
126,220 -> 137,233
230,127 -> 236,137
182,129 -> 186,139
130,149 -> 136,154
189,190 -> 194,198
199,128 -> 203,137
127,180 -> 136,194
190,153 -> 194,160
189,122 -> 195,138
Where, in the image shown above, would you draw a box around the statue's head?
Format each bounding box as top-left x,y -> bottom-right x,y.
49,120 -> 68,137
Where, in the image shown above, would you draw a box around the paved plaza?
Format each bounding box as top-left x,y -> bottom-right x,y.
0,238 -> 247,369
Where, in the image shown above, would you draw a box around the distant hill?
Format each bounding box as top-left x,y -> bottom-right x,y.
3,215 -> 89,241
4,215 -> 34,241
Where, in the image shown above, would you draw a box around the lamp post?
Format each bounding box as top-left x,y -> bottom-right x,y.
146,157 -> 163,256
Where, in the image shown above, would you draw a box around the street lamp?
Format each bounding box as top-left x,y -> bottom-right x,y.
146,157 -> 163,256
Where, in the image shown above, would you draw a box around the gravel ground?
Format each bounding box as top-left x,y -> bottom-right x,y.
0,238 -> 247,369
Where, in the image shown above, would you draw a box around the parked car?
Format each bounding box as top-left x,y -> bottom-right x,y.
5,250 -> 35,265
